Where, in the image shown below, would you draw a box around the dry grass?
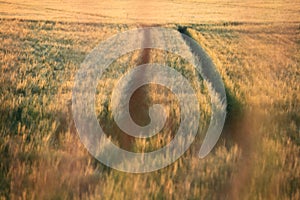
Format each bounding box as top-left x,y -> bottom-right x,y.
0,1 -> 300,199
0,0 -> 299,24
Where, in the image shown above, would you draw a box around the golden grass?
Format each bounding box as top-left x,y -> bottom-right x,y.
0,1 -> 299,199
1,0 -> 300,24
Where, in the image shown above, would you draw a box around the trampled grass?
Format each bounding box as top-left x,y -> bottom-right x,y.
0,1 -> 299,199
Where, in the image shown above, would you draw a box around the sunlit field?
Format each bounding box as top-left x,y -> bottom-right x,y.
0,0 -> 299,199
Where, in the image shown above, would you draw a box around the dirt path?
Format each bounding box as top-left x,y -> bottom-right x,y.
128,25 -> 152,127
105,26 -> 152,150
178,27 -> 258,199
108,27 -> 257,197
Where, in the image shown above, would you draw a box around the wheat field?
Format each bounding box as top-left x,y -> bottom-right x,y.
0,0 -> 299,199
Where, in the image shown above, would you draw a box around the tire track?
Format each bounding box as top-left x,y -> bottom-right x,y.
129,25 -> 152,127
181,27 -> 259,199
108,25 -> 152,150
